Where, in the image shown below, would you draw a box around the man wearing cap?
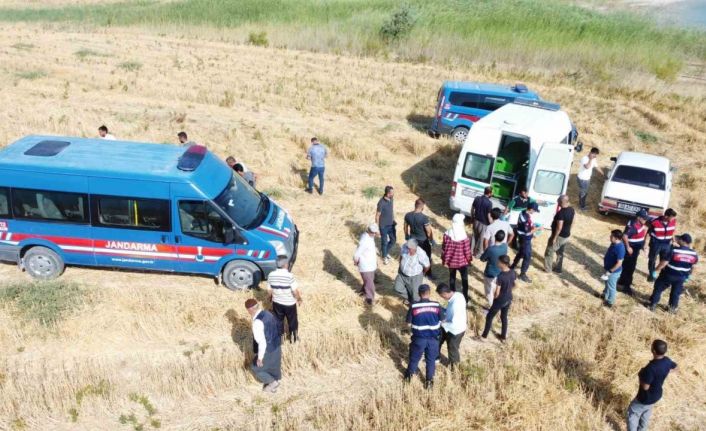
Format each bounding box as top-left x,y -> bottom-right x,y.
404,284 -> 444,389
618,210 -> 649,296
511,202 -> 539,283
437,283 -> 466,367
245,299 -> 282,393
354,223 -> 380,305
648,233 -> 699,314
394,239 -> 431,304
647,208 -> 677,282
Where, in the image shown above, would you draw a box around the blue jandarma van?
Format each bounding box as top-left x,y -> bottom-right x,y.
0,136 -> 298,290
429,81 -> 541,144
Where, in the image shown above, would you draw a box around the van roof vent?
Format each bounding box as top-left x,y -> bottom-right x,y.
512,83 -> 528,93
24,140 -> 71,157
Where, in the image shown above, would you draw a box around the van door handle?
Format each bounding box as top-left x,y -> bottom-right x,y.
175,235 -> 181,244
161,235 -> 169,243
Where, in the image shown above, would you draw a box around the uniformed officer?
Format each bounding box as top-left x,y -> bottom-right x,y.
404,284 -> 444,389
618,209 -> 649,296
504,187 -> 532,249
648,233 -> 698,314
510,201 -> 539,283
647,208 -> 677,281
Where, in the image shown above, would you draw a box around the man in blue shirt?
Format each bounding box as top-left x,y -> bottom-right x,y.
480,230 -> 508,307
626,339 -> 677,431
648,233 -> 699,314
600,229 -> 626,308
305,137 -> 327,195
510,202 -> 539,283
404,284 -> 444,389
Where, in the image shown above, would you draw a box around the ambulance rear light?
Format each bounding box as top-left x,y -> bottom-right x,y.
436,95 -> 446,119
451,181 -> 457,197
177,145 -> 207,171
443,103 -> 451,110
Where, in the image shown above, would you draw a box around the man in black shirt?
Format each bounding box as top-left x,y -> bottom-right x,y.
471,186 -> 493,257
544,194 -> 575,274
376,186 -> 396,265
404,198 -> 435,278
481,255 -> 515,342
626,339 -> 677,431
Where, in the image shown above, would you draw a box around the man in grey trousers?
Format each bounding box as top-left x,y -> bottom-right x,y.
394,239 -> 430,304
246,298 -> 283,393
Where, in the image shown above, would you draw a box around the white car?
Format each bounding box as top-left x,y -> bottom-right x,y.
598,151 -> 673,217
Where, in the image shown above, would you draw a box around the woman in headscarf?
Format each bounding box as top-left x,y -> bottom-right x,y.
441,213 -> 472,302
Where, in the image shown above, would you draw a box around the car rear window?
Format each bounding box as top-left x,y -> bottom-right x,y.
462,153 -> 494,184
612,165 -> 666,190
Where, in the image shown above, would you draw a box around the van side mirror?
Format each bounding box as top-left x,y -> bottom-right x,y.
610,156 -> 617,162
670,166 -> 677,173
574,141 -> 583,152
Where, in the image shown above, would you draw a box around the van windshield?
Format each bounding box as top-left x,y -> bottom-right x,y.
612,165 -> 666,190
534,170 -> 565,196
462,153 -> 494,183
214,174 -> 269,229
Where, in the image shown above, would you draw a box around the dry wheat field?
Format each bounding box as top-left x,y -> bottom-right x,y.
0,16 -> 705,431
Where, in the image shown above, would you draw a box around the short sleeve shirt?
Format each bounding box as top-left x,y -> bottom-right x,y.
377,197 -> 395,228
494,270 -> 516,304
480,243 -> 508,278
552,207 -> 575,238
484,219 -> 512,246
636,357 -> 677,405
307,143 -> 327,167
472,196 -> 493,225
577,155 -> 596,181
404,211 -> 430,241
604,242 -> 626,271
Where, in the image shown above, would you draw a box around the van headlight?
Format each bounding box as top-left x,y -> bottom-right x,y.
269,240 -> 288,257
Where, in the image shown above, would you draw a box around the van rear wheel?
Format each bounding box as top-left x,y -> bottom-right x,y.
222,260 -> 261,291
451,126 -> 469,144
24,246 -> 64,280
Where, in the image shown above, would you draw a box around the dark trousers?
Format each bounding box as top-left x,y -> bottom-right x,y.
618,243 -> 643,288
307,166 -> 325,193
272,302 -> 298,342
405,336 -> 439,382
650,273 -> 686,309
380,224 -> 396,258
482,300 -> 511,339
419,239 -> 433,275
512,237 -> 532,275
251,345 -> 282,385
648,240 -> 671,275
439,328 -> 465,366
448,266 -> 469,302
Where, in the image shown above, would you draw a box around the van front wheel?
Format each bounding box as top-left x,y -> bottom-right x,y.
222,260 -> 261,291
24,246 -> 65,280
451,127 -> 469,144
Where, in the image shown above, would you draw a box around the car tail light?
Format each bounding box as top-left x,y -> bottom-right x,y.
601,198 -> 618,208
436,95 -> 445,119
451,181 -> 457,197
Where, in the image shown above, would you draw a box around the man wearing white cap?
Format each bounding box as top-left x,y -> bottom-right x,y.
354,223 -> 380,305
394,239 -> 431,303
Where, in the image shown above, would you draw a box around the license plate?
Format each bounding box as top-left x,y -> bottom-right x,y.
461,187 -> 478,197
617,202 -> 641,213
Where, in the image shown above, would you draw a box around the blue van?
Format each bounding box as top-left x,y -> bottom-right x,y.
428,81 -> 541,144
0,136 -> 298,290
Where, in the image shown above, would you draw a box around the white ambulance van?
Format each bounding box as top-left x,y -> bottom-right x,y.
449,99 -> 577,228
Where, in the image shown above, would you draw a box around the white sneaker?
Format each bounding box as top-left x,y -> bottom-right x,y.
264,381 -> 280,393
383,257 -> 390,265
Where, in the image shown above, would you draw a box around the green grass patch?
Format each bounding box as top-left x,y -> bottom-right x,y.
0,281 -> 83,326
11,42 -> 33,50
15,70 -> 46,80
634,130 -> 658,144
0,0 -> 702,81
362,186 -> 382,199
117,61 -> 142,72
263,187 -> 283,199
75,48 -> 108,59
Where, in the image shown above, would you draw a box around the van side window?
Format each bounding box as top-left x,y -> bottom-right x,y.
449,92 -> 479,108
0,187 -> 10,218
478,96 -> 511,111
178,201 -> 229,243
95,197 -> 170,231
12,188 -> 88,223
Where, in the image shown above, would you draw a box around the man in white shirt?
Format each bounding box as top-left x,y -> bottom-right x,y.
437,283 -> 467,367
354,223 -> 379,305
577,147 -> 600,211
267,256 -> 301,343
98,125 -> 116,140
245,298 -> 282,393
394,239 -> 430,304
483,207 -> 514,250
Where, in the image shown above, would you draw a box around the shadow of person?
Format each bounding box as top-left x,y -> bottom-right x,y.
290,163 -> 309,188
555,357 -> 629,431
224,308 -> 254,366
358,305 -> 409,374
344,220 -> 367,243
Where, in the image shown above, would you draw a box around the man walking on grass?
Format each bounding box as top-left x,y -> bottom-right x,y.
437,283 -> 466,368
305,137 -> 327,195
648,233 -> 698,314
626,339 -> 677,431
245,298 -> 282,393
480,231 -> 508,307
471,187 -> 493,257
404,198 -> 435,279
618,209 -> 649,296
577,147 -> 600,211
376,186 -> 396,264
354,223 -> 379,305
544,194 -> 575,274
404,284 -> 443,389
598,230 -> 625,308
394,239 -> 430,304
481,255 -> 516,342
646,208 -> 677,282
266,256 -> 302,343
